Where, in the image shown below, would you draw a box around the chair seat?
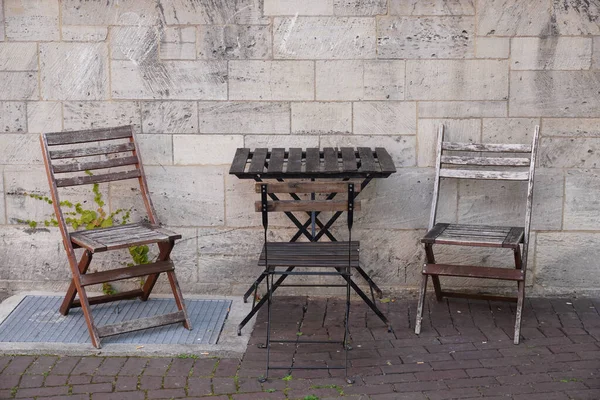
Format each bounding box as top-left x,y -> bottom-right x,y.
258,241 -> 359,268
422,223 -> 524,249
70,222 -> 181,253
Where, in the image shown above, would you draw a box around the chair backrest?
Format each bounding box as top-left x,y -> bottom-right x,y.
429,124 -> 540,264
40,125 -> 157,248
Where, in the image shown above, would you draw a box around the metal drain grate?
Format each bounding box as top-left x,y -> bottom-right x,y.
0,296 -> 231,345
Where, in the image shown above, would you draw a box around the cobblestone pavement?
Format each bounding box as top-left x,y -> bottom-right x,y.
1,296 -> 599,399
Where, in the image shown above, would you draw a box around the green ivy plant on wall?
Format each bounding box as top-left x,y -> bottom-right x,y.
18,171 -> 151,294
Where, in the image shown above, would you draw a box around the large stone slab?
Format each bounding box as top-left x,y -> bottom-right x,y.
61,26 -> 108,42
291,102 -> 351,134
406,60 -> 508,100
163,0 -> 263,24
142,101 -> 198,134
594,37 -> 600,70
0,102 -> 26,132
110,25 -> 159,62
418,101 -> 507,118
62,0 -> 159,25
417,119 -> 481,166
554,0 -> 600,35
354,102 -> 416,135
482,118 -> 539,144
0,43 -> 38,71
475,37 -> 509,59
264,0 -> 333,15
198,25 -> 271,60
390,0 -> 475,15
0,72 -> 38,100
111,60 -> 227,100
320,135 -> 416,167
229,61 -> 314,101
535,232 -> 600,289
27,102 -> 62,134
542,118 -> 600,137
173,135 -> 243,165
5,0 -> 60,41
364,60 -> 405,100
199,102 -> 290,134
40,43 -> 108,101
564,170 -> 600,230
136,134 -> 173,165
63,102 -> 140,131
0,134 -> 43,165
477,0 -> 553,36
243,134 -> 319,149
0,167 -> 4,225
160,27 -> 196,61
539,138 -> 600,168
511,37 -> 592,70
510,71 -> 600,117
273,17 -> 376,59
316,60 -> 363,101
333,0 -> 387,15
378,16 -> 474,59
0,3 -> 4,41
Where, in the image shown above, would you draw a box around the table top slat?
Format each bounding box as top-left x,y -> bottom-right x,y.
375,147 -> 396,173
341,147 -> 358,172
287,148 -> 303,173
358,147 -> 378,173
248,148 -> 268,174
267,148 -> 285,174
323,147 -> 339,173
305,148 -> 320,173
230,148 -> 250,175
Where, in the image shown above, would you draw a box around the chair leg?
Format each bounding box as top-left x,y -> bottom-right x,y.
424,245 -> 443,301
514,281 -> 525,345
60,250 -> 93,316
344,269 -> 354,384
166,270 -> 191,330
141,241 -> 174,301
415,273 -> 428,335
76,281 -> 101,348
259,272 -> 273,383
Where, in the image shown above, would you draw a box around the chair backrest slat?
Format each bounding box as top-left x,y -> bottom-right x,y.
49,142 -> 135,159
52,155 -> 140,174
442,142 -> 532,153
45,126 -> 133,146
256,182 -> 361,194
255,200 -> 361,213
440,155 -> 530,167
438,169 -> 529,181
55,169 -> 142,188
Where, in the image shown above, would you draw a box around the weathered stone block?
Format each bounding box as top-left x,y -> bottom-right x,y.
0,134 -> 42,165
565,170 -> 600,230
364,60 -> 405,100
354,102 -> 416,135
162,0 -> 247,24
137,134 -> 173,165
511,37 -> 592,70
198,25 -> 271,60
320,135 -> 416,167
417,119 -> 481,167
356,168 -> 458,229
173,135 -> 243,165
542,118 -> 600,137
62,0 -> 159,25
406,60 -> 508,100
0,72 -> 38,100
477,0 -> 553,36
482,118 -> 539,144
142,101 -> 197,134
541,138 -> 600,169
264,0 -> 333,15
5,0 -> 59,41
457,169 -> 563,230
273,17 -> 376,59
475,37 -> 509,58
390,0 -> 475,15
535,232 -> 600,289
62,26 -> 108,42
378,16 -> 474,59
63,102 -> 140,131
0,3 -> 4,41
291,102 -> 351,134
235,0 -> 270,24
198,102 -> 289,134
511,71 -> 600,117
0,167 -> 4,224
594,37 -> 600,70
0,43 -> 37,71
111,60 -> 227,100
243,134 -> 319,149
316,60 -> 363,100
197,227 -> 265,256
333,0 -> 387,15
27,102 -> 62,133
0,102 -> 26,132
418,101 -> 507,118
111,166 -> 225,227
554,1 -> 600,35
197,255 -> 263,285
160,27 -> 196,61
229,61 -> 314,101
40,43 -> 108,101
110,25 -> 159,62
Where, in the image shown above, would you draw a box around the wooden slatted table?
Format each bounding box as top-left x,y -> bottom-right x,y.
229,147 -> 397,334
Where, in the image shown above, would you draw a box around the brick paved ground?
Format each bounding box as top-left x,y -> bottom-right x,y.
1,296 -> 599,399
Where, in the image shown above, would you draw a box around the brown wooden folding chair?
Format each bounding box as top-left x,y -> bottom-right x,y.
415,124 -> 540,344
40,125 -> 191,348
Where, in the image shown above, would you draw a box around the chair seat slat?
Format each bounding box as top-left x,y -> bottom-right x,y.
323,147 -> 339,173
259,242 -> 360,267
305,148 -> 320,173
424,264 -> 525,281
248,148 -> 268,174
53,156 -> 139,173
79,260 -> 174,286
439,169 -> 529,181
422,223 -> 523,249
49,142 -> 136,159
340,147 -> 358,171
375,147 -> 396,173
97,311 -> 186,338
45,126 -> 133,145
441,155 -> 530,167
55,169 -> 141,187
358,147 -> 377,172
267,148 -> 285,174
229,148 -> 250,175
442,142 -> 532,153
287,148 -> 303,173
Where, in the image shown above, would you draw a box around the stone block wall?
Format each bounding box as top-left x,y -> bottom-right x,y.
1,0 -> 600,297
